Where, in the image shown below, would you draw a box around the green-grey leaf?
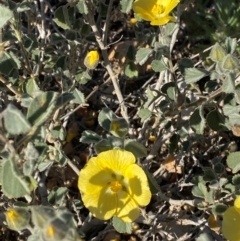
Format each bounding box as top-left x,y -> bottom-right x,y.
98,107 -> 117,132
225,37 -> 237,54
203,167 -> 217,181
112,216 -> 132,234
184,68 -> 209,84
72,88 -> 85,104
25,78 -> 40,96
190,106 -> 205,134
80,130 -> 102,144
226,152 -> 240,173
206,110 -> 225,131
76,0 -> 88,14
222,73 -> 235,93
212,203 -> 228,216
192,185 -> 205,199
232,174 -> 240,186
54,6 -> 70,30
3,104 -> 31,135
209,43 -> 226,63
27,91 -> 58,126
138,108 -> 152,122
135,48 -> 153,66
178,58 -> 194,74
161,82 -> 176,101
124,61 -> 138,78
0,4 -> 13,28
120,0 -> 134,13
124,140 -> 147,158
222,54 -> 239,72
95,139 -> 113,153
110,118 -> 129,138
151,59 -> 167,72
1,160 -> 31,198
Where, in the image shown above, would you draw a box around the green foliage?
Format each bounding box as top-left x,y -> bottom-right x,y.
136,48 -> 153,65
0,4 -> 13,28
1,0 -> 240,239
227,152 -> 240,174
112,216 -> 132,234
120,0 -> 134,14
27,91 -> 58,126
3,104 -> 31,135
1,159 -> 33,198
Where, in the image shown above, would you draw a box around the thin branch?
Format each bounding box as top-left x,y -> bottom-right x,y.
85,11 -> 129,121
0,75 -> 21,98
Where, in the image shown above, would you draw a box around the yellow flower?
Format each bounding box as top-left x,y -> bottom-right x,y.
222,196 -> 240,241
84,50 -> 99,69
133,0 -> 180,26
78,149 -> 151,222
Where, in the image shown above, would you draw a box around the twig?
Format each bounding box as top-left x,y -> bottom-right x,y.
85,10 -> 129,121
169,5 -> 181,54
102,0 -> 113,46
0,75 -> 21,98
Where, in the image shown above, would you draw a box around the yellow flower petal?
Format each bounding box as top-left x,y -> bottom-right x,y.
123,164 -> 151,206
115,190 -> 140,222
234,196 -> 240,214
163,0 -> 180,15
82,187 -> 117,220
222,206 -> 240,241
78,157 -> 112,195
133,0 -> 179,26
97,149 -> 136,170
150,15 -> 176,26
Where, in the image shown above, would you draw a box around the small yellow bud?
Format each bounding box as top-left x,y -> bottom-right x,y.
84,50 -> 99,69
128,18 -> 137,25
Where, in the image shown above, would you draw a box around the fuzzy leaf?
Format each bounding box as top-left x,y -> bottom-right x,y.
1,160 -> 31,198
98,107 -> 116,131
124,140 -> 147,158
232,174 -> 240,186
184,68 -> 209,84
76,0 -> 88,14
225,37 -> 237,54
226,152 -> 240,173
0,4 -> 13,28
206,110 -> 225,131
124,61 -> 138,78
112,217 -> 132,234
54,6 -> 70,30
80,130 -> 102,144
222,54 -> 239,72
72,88 -> 85,104
3,104 -> 31,135
120,0 -> 134,13
210,43 -> 226,63
135,48 -> 153,65
95,139 -> 113,153
222,73 -> 235,93
110,118 -> 129,138
27,91 -> 58,126
212,203 -> 228,216
138,108 -> 152,122
178,58 -> 194,74
151,59 -> 167,72
190,106 -> 205,134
